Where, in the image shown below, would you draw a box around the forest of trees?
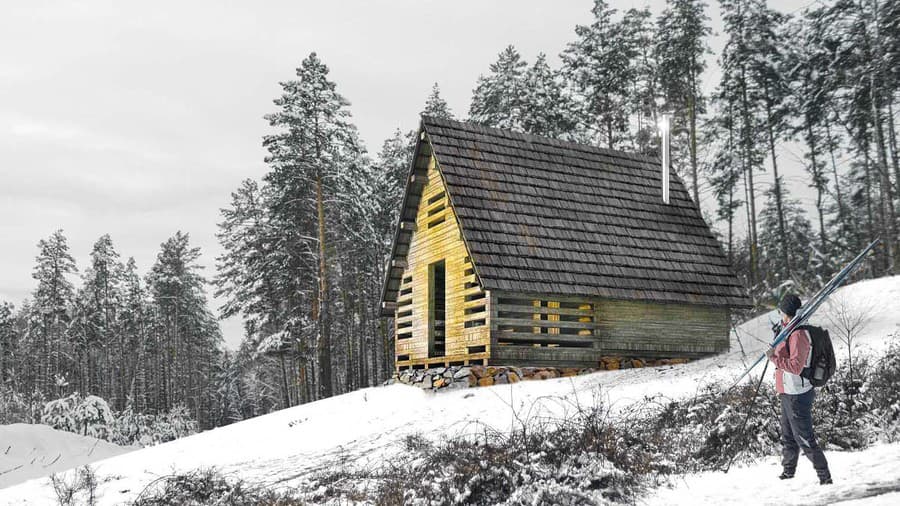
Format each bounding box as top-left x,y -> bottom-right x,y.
0,231 -> 226,430
464,0 -> 900,301
1,0 -> 898,435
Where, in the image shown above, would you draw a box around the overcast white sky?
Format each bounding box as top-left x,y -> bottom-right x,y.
0,0 -> 813,349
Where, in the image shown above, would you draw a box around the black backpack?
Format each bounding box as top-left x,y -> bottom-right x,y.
795,325 -> 837,387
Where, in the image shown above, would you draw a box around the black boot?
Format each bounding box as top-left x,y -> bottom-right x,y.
779,471 -> 794,480
820,477 -> 833,485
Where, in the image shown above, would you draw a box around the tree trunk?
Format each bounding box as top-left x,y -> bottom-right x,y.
279,352 -> 291,408
688,93 -> 699,204
296,340 -> 308,405
606,118 -> 614,150
870,75 -> 897,272
315,171 -> 332,399
868,0 -> 897,272
888,100 -> 900,198
847,343 -> 854,417
740,68 -> 759,287
743,162 -> 754,282
764,81 -> 790,277
806,119 -> 827,250
825,120 -> 847,244
726,98 -> 737,264
862,142 -> 876,266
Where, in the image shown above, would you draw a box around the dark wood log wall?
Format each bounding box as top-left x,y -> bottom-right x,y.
594,299 -> 730,358
488,291 -> 730,367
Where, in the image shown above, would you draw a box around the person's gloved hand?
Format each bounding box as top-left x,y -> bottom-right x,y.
771,320 -> 782,337
765,347 -> 775,360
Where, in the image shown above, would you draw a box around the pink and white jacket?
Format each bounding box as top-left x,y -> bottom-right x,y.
771,328 -> 813,395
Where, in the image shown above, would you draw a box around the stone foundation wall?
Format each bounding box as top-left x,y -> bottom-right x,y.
389,356 -> 691,391
599,356 -> 690,370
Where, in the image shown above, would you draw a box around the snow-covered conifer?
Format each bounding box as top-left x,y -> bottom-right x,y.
520,53 -> 577,139
469,45 -> 527,130
73,394 -> 114,439
422,83 -> 454,119
561,0 -> 634,149
654,0 -> 711,200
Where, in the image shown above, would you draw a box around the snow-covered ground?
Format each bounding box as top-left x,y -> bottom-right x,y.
645,442 -> 900,505
0,424 -> 132,489
1,276 -> 898,504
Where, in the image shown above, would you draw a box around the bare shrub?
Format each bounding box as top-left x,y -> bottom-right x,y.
824,293 -> 879,394
132,467 -> 306,506
121,337 -> 900,505
49,465 -> 99,506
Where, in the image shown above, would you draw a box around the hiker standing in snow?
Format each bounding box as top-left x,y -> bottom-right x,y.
765,294 -> 833,485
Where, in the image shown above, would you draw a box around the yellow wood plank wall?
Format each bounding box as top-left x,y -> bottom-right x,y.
394,155 -> 490,370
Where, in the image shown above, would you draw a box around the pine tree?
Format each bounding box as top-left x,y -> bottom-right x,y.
520,53 -> 577,139
655,0 -> 712,201
422,83 -> 455,119
718,0 -> 766,292
30,230 -> 78,397
335,160 -> 377,391
146,231 -> 222,427
784,13 -> 836,258
758,187 -> 816,293
562,0 -> 634,149
217,54 -> 385,408
4,231 -> 229,433
78,235 -> 125,406
370,129 -> 414,377
469,45 -> 527,130
215,179 -> 308,406
212,350 -> 244,426
120,257 -> 149,412
262,52 -> 363,400
214,180 -> 273,328
620,6 -> 659,153
749,3 -> 793,279
0,301 -> 16,386
818,0 -> 899,272
705,96 -> 743,264
32,230 -> 77,320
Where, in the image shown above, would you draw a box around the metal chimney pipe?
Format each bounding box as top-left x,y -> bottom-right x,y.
658,114 -> 671,204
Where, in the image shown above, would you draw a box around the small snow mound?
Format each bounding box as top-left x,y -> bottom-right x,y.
0,423 -> 132,489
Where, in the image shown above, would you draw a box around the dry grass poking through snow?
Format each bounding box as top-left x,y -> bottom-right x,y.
43,335 -> 900,505
294,336 -> 900,505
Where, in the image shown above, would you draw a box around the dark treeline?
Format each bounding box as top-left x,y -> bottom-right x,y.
2,0 -> 898,433
0,231 -> 226,429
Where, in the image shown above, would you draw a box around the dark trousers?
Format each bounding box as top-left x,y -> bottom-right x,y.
780,389 -> 831,479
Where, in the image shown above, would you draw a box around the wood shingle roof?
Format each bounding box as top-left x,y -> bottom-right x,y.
381,117 -> 750,314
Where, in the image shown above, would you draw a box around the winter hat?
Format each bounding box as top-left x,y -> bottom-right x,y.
778,293 -> 802,318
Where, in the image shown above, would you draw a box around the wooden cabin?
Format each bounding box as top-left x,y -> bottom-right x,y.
380,117 -> 750,371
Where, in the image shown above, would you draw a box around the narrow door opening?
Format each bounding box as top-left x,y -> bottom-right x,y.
429,260 -> 446,358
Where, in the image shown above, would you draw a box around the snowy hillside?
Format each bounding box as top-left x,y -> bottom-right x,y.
2,276 -> 899,505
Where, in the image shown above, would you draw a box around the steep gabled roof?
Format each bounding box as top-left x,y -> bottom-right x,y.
380,117 -> 750,315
